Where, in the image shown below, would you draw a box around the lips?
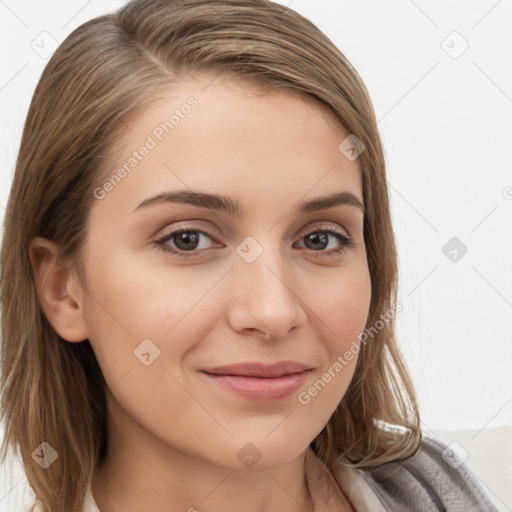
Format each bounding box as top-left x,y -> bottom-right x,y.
201,361 -> 312,378
200,361 -> 313,402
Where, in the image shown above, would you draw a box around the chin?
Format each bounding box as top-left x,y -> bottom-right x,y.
217,434 -> 311,470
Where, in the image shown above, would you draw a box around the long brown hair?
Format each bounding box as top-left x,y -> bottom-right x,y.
0,1 -> 421,510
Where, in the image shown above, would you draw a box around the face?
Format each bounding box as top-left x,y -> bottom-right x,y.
76,75 -> 371,470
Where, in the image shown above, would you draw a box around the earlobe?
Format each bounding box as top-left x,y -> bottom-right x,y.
29,236 -> 89,342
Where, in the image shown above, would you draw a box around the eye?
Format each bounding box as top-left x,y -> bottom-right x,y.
154,224 -> 355,259
155,228 -> 218,258
295,228 -> 355,258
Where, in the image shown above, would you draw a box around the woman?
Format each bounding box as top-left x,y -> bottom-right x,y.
0,0 -> 498,510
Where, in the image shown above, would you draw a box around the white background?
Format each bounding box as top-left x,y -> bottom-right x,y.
1,0 -> 511,510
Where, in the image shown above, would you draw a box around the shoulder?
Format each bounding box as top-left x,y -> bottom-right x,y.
360,432 -> 498,511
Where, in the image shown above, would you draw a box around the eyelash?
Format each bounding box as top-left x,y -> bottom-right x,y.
154,225 -> 355,260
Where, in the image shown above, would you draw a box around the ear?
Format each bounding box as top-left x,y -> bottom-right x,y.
29,236 -> 89,342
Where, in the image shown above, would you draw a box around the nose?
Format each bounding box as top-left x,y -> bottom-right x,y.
226,242 -> 307,341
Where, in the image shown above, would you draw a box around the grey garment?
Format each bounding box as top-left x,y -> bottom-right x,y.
361,434 -> 499,511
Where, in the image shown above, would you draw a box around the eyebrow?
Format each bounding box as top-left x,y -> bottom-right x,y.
131,190 -> 366,216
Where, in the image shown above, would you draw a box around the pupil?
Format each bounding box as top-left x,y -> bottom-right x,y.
306,232 -> 327,250
176,232 -> 199,250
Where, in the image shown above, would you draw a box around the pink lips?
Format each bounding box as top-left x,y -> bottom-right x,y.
200,361 -> 312,402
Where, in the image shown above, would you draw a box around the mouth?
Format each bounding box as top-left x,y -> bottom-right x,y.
201,361 -> 312,378
200,361 -> 313,402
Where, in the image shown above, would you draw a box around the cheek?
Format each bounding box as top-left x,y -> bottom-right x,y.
81,254 -> 220,442
314,265 -> 372,354
82,249 -> 230,390
84,246 -> 225,337
302,265 -> 371,407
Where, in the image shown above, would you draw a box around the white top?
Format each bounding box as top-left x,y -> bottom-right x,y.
82,486 -> 101,512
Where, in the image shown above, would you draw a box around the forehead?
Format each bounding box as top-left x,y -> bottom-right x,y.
92,76 -> 363,219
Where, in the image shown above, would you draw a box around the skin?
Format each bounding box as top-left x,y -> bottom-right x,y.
30,75 -> 371,512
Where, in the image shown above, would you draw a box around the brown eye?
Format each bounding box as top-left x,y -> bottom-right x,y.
155,228 -> 218,258
296,229 -> 354,256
